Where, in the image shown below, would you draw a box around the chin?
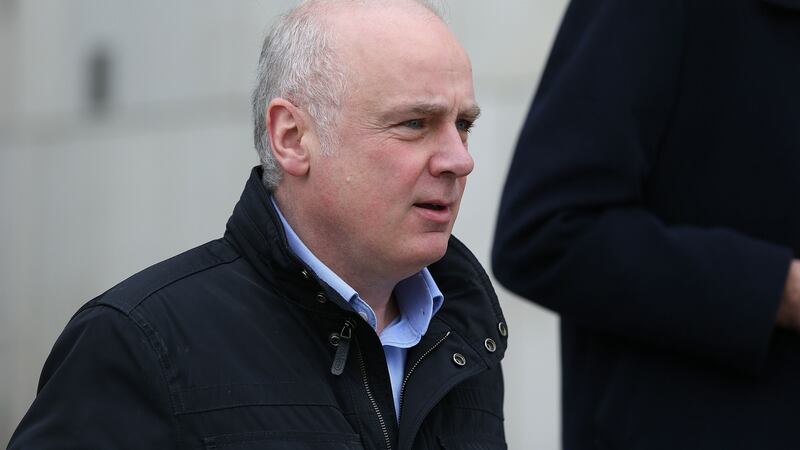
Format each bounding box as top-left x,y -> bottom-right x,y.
406,236 -> 450,269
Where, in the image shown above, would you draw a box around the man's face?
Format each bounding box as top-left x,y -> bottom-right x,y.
301,7 -> 478,284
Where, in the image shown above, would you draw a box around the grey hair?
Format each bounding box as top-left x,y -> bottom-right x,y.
251,0 -> 446,190
251,2 -> 345,190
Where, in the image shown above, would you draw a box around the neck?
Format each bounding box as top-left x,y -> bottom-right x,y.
273,188 -> 402,333
358,286 -> 400,334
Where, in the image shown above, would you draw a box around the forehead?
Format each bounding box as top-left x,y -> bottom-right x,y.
326,4 -> 476,114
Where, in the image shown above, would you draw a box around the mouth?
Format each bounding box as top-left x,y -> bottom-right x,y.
413,201 -> 453,224
415,203 -> 447,211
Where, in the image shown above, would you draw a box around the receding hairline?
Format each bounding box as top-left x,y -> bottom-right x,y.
293,0 -> 446,41
281,0 -> 451,89
292,0 -> 444,19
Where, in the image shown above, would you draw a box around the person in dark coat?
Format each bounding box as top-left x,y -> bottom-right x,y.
8,1 -> 508,449
492,0 -> 800,448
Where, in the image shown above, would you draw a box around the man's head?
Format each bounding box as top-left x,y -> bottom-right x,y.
252,0 -> 447,189
256,0 -> 478,288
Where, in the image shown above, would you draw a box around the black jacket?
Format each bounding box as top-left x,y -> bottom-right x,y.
493,0 -> 800,449
9,167 -> 507,450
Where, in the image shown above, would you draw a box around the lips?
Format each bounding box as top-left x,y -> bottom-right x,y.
413,200 -> 453,223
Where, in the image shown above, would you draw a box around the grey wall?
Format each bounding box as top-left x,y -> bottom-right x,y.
0,1 -> 569,447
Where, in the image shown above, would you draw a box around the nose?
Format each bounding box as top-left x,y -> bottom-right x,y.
429,125 -> 475,178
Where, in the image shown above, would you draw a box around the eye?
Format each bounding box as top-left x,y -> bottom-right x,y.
401,119 -> 425,129
456,119 -> 474,133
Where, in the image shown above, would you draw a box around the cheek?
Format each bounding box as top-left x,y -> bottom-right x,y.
348,142 -> 430,210
365,158 -> 423,193
338,172 -> 396,220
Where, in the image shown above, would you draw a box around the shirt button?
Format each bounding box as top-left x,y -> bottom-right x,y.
358,311 -> 370,322
452,353 -> 466,367
484,338 -> 497,353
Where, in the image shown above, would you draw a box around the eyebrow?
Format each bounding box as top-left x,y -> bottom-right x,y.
383,101 -> 482,122
461,104 -> 482,122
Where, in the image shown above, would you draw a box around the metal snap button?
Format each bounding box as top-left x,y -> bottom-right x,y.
301,269 -> 310,280
316,293 -> 327,303
329,333 -> 340,346
452,353 -> 466,367
484,338 -> 497,353
498,322 -> 508,337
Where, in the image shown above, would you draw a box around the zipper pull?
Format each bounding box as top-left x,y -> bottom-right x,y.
331,320 -> 354,376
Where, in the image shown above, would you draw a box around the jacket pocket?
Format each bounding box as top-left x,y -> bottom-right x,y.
204,430 -> 364,449
437,435 -> 507,450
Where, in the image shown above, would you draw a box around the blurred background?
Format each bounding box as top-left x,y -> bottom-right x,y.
0,0 -> 569,447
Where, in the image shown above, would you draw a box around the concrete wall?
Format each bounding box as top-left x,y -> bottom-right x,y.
0,1 -> 569,447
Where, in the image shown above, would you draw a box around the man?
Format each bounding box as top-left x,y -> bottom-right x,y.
8,1 -> 507,448
493,0 -> 800,449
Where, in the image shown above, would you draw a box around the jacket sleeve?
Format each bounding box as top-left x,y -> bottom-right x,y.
7,304 -> 176,449
492,0 -> 793,374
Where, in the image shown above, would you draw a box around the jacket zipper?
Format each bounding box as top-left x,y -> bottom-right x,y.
397,331 -> 451,417
331,319 -> 392,449
358,343 -> 392,450
330,319 -> 355,376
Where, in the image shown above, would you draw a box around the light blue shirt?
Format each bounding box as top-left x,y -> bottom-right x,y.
271,198 -> 443,420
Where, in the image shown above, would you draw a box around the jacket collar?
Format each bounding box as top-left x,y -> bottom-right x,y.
224,167 -> 302,277
428,237 -> 507,365
760,0 -> 800,11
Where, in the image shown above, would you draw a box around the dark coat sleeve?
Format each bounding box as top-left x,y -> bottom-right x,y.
492,0 -> 793,373
7,304 -> 175,449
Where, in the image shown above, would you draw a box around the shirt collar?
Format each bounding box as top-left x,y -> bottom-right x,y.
271,196 -> 443,342
383,270 -> 443,346
271,197 -> 358,303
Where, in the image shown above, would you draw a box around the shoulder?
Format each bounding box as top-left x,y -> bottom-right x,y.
88,238 -> 241,316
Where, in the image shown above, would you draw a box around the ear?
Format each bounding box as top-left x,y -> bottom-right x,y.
266,98 -> 311,177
